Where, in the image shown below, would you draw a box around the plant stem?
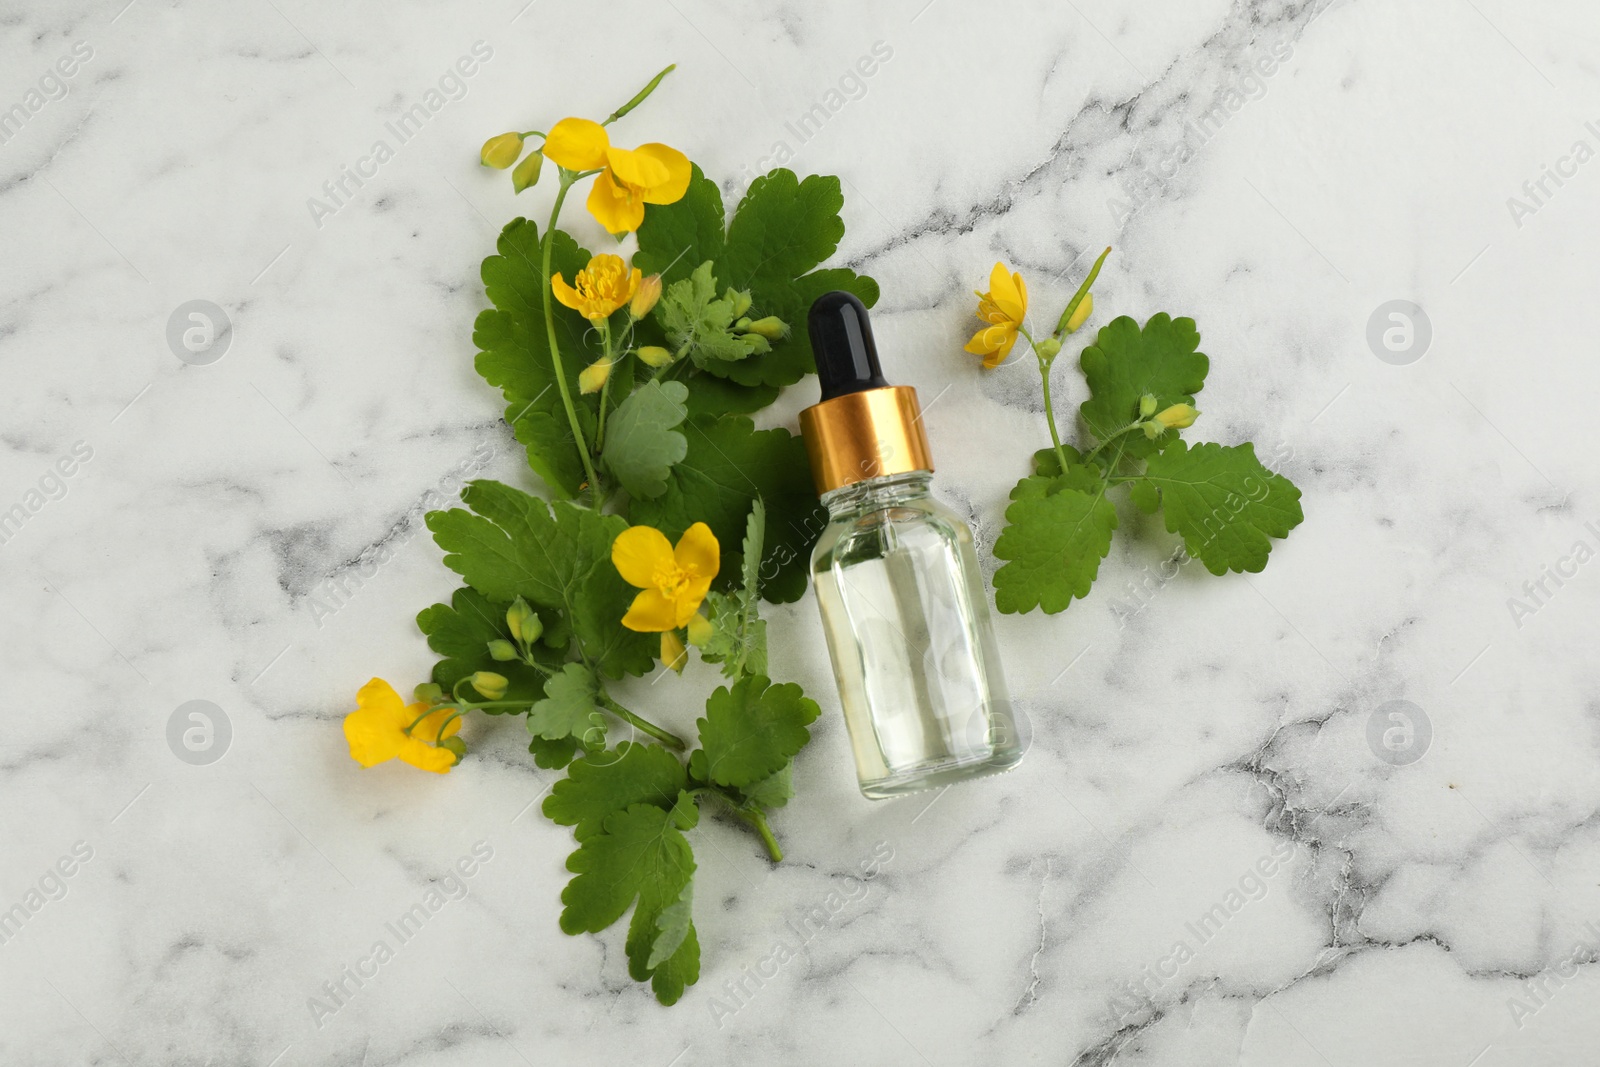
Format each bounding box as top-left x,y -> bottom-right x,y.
433,711 -> 464,742
598,693 -> 686,750
739,806 -> 782,862
1082,420 -> 1147,467
595,320 -> 615,453
541,175 -> 602,502
1021,326 -> 1070,474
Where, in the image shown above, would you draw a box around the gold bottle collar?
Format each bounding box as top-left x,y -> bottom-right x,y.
799,385 -> 934,495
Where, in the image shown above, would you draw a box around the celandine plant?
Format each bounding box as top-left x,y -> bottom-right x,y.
965,249 -> 1305,613
339,66 -> 879,1004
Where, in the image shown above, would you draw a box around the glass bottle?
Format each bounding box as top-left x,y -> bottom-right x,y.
800,292 -> 1024,799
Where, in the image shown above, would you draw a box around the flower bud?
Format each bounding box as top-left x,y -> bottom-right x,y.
630,275 -> 662,319
578,357 -> 613,395
1035,337 -> 1062,359
1064,292 -> 1094,334
413,682 -> 444,705
1139,393 -> 1158,418
470,671 -> 508,700
661,630 -> 688,674
487,639 -> 518,662
506,597 -> 535,642
686,613 -> 714,648
742,316 -> 788,341
728,290 -> 753,318
439,736 -> 467,764
480,132 -> 524,169
733,316 -> 753,332
635,345 -> 673,368
1142,421 -> 1164,441
511,149 -> 542,193
1153,403 -> 1198,430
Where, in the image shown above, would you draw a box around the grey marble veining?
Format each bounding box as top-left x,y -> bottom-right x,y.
3,0 -> 1600,1063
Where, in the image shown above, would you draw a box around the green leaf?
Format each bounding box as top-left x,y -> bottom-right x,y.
427,482 -> 654,677
543,741 -> 689,841
681,376 -> 780,418
637,166 -> 880,388
630,416 -> 822,604
1032,444 -> 1088,478
669,788 -> 700,830
691,675 -> 819,789
602,380 -> 689,499
992,466 -> 1119,614
647,880 -> 694,970
646,914 -> 699,1006
694,501 -> 768,678
1135,441 -> 1304,576
739,763 -> 794,810
474,218 -> 608,497
526,663 -> 605,745
1079,313 -> 1209,464
527,735 -> 581,770
695,591 -> 768,680
416,588 -> 561,707
740,498 -> 765,597
559,803 -> 699,1005
655,261 -> 766,370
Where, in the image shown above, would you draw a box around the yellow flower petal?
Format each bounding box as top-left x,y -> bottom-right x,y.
343,680 -> 422,768
673,522 -> 720,579
674,574 -> 713,628
982,263 -> 1027,323
542,117 -> 609,171
398,737 -> 457,773
586,168 -> 645,234
551,272 -> 584,313
623,587 -> 680,632
344,714 -> 402,766
605,145 -> 671,190
987,262 -> 1013,303
985,329 -> 1019,368
613,525 -> 676,589
633,143 -> 692,204
964,327 -> 999,355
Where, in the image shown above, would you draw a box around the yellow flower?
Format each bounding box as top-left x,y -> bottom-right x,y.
480,132 -> 524,169
552,253 -> 641,322
661,630 -> 688,674
578,357 -> 613,395
542,117 -> 692,234
612,522 -> 720,632
963,262 -> 1029,368
343,678 -> 460,774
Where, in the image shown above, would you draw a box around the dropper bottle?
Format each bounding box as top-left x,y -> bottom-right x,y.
800,291 -> 1024,799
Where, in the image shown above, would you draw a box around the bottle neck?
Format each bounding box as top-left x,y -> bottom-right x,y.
820,470 -> 933,517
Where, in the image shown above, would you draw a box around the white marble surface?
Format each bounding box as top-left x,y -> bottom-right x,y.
5,0 -> 1600,1063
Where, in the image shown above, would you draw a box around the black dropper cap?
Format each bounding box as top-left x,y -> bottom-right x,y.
808,291 -> 890,400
